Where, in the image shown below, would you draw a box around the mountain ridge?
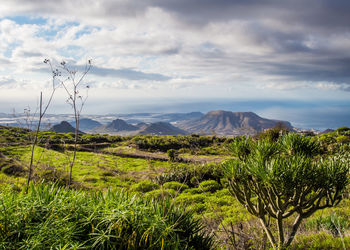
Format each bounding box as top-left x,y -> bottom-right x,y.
138,122 -> 188,135
98,119 -> 139,133
177,110 -> 293,136
44,110 -> 294,136
49,121 -> 85,134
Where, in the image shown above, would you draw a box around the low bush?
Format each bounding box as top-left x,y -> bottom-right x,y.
131,180 -> 159,193
198,180 -> 221,193
163,181 -> 188,192
1,164 -> 25,177
182,188 -> 203,194
336,126 -> 350,133
175,193 -> 208,213
305,212 -> 350,236
292,232 -> 350,249
157,163 -> 224,187
336,135 -> 350,144
155,165 -> 190,185
167,149 -> 178,162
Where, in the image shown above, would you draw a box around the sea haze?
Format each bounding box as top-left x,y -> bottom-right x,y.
1,99 -> 349,131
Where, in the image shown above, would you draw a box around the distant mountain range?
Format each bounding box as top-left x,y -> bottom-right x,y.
177,110 -> 293,136
49,110 -> 294,136
93,120 -> 187,135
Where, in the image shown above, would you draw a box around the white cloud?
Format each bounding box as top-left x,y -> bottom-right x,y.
0,0 -> 349,114
262,81 -> 350,92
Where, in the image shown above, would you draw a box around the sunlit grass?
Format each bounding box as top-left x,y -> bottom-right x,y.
0,145 -> 178,189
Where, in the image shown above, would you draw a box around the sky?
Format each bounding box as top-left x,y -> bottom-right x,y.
0,0 -> 349,129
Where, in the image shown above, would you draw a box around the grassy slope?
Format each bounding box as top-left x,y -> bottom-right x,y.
0,125 -> 349,249
0,145 -> 181,189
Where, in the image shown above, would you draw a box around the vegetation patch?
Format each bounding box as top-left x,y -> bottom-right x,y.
0,183 -> 214,249
0,125 -> 349,249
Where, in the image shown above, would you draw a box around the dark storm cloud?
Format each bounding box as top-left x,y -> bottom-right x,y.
152,0 -> 350,29
262,61 -> 350,84
8,0 -> 350,29
149,0 -> 350,87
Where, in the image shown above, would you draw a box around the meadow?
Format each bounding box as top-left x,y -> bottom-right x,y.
0,125 -> 349,249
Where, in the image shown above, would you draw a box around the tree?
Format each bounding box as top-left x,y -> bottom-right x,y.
224,133 -> 349,249
55,59 -> 92,186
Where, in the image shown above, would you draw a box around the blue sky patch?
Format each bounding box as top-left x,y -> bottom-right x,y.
6,15 -> 47,25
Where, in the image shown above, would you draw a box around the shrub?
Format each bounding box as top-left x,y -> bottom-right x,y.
163,181 -> 188,192
336,135 -> 349,144
1,164 -> 25,177
156,163 -> 224,187
207,195 -> 233,207
292,232 -> 350,249
176,192 -> 208,213
305,212 -> 349,236
198,180 -> 221,193
131,180 -> 159,193
182,188 -> 203,194
175,193 -> 207,208
214,188 -> 232,198
145,188 -> 177,200
258,122 -> 289,142
336,126 -> 350,133
281,133 -> 320,157
228,136 -> 252,161
167,149 -> 178,162
156,166 -> 189,185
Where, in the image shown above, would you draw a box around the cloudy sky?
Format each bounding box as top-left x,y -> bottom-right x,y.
0,0 -> 349,129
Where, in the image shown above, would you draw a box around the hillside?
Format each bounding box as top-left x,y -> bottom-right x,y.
0,125 -> 349,249
73,118 -> 101,131
49,121 -> 85,134
138,122 -> 188,135
178,110 -> 293,136
98,119 -> 139,133
95,119 -> 188,136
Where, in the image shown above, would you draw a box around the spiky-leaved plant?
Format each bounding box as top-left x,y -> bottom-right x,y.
0,183 -> 214,249
224,133 -> 349,249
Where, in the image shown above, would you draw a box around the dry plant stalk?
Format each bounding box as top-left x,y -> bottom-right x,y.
58,59 -> 92,186
26,59 -> 58,190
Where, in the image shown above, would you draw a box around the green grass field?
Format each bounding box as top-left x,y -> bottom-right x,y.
0,125 -> 349,249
